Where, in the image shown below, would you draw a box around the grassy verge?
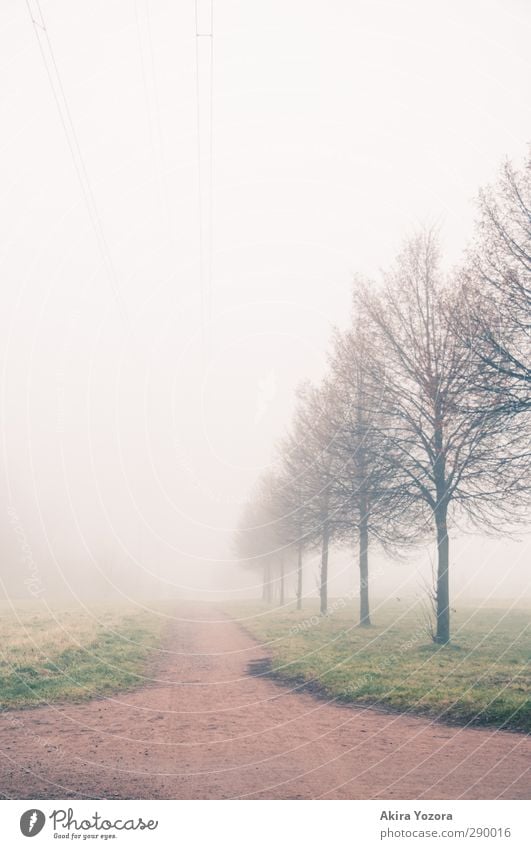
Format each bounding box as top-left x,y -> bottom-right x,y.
0,602 -> 167,709
226,599 -> 531,733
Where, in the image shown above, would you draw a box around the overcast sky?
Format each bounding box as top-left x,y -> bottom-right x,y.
0,0 -> 530,603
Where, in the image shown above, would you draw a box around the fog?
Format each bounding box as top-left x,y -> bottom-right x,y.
1,0 -> 529,606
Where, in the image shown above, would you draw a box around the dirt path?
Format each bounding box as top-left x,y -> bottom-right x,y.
0,604 -> 529,799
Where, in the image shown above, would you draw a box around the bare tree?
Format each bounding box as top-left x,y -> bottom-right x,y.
279,381 -> 344,615
362,230 -> 529,643
235,470 -> 302,605
268,462 -> 308,610
234,493 -> 274,603
461,154 -> 531,413
234,472 -> 285,603
327,307 -> 422,626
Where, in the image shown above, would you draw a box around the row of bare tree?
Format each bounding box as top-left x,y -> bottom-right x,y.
235,153 -> 531,643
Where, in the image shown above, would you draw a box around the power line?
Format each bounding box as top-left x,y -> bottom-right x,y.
195,0 -> 214,360
134,0 -> 172,243
25,0 -> 129,327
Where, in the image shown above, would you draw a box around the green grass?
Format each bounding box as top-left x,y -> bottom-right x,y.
0,602 -> 167,709
226,599 -> 531,733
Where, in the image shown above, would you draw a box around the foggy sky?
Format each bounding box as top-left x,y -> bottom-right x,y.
1,0 -> 530,604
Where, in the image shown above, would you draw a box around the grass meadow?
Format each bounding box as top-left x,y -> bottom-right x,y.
0,601 -> 166,709
227,599 -> 531,733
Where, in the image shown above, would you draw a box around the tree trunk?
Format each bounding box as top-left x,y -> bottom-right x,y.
433,402 -> 450,644
320,523 -> 329,615
264,561 -> 272,604
262,562 -> 268,602
296,541 -> 303,610
279,557 -> 285,605
434,505 -> 450,644
358,501 -> 371,626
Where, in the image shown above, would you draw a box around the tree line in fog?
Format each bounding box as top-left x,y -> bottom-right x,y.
235,151 -> 531,644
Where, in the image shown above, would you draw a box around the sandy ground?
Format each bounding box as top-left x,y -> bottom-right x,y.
0,603 -> 529,799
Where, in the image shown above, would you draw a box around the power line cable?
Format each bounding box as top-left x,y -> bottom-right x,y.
134,0 -> 172,243
25,0 -> 129,327
194,0 -> 214,361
